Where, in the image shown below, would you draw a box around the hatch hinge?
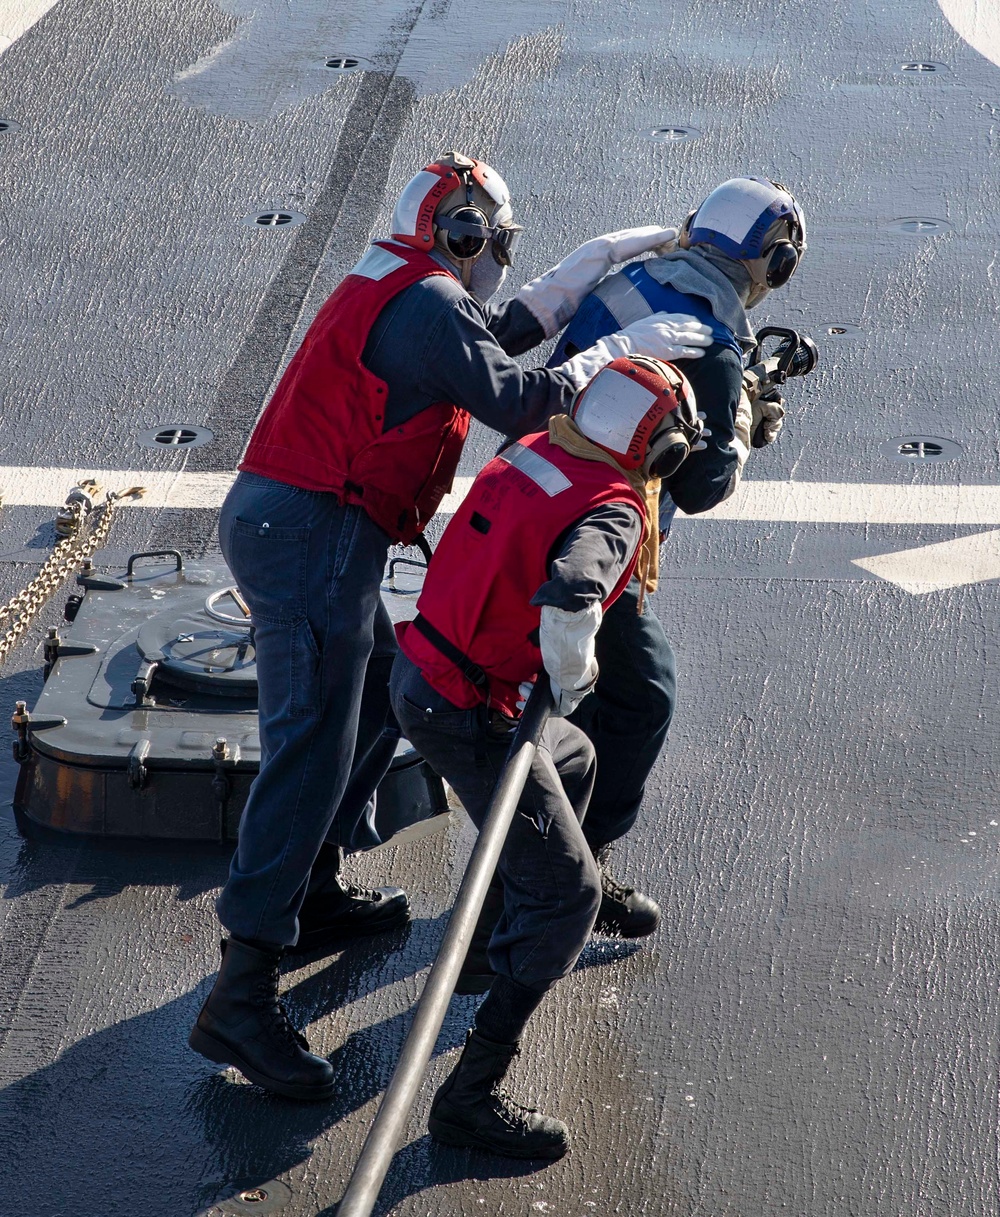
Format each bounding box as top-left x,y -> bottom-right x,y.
76,558 -> 126,593
127,739 -> 151,789
131,660 -> 159,706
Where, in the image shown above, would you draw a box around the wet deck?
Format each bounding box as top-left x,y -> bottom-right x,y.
1,0 -> 999,1213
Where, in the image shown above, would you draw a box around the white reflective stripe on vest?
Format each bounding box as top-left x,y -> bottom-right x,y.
593,272 -> 653,329
351,245 -> 407,281
499,443 -> 573,496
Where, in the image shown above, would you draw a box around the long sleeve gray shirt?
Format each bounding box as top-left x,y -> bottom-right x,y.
362,265 -> 576,437
531,503 -> 644,612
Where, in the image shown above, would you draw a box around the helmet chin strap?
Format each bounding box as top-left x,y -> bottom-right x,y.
431,242 -> 474,286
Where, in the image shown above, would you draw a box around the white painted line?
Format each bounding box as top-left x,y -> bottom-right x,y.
0,1 -> 63,56
0,466 -> 236,509
853,530 -> 1000,594
677,481 -> 1000,525
4,469 -> 1000,530
447,478 -> 1000,525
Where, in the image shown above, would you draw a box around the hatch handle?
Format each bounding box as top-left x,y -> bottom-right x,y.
386,557 -> 428,590
126,550 -> 184,579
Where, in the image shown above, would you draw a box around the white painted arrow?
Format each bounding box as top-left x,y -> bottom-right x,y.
853,531 -> 1000,595
2,466 -> 997,592
0,1 -> 64,56
938,0 -> 1000,70
453,478 -> 1000,525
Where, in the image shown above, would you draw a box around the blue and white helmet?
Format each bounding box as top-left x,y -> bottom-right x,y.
683,177 -> 806,298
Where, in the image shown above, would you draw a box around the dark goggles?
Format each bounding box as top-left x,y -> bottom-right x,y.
436,210 -> 525,267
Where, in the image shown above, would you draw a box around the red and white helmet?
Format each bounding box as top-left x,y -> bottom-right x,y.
390,150 -> 523,266
572,356 -> 702,479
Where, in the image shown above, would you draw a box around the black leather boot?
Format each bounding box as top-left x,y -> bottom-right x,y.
428,1031 -> 568,1160
189,937 -> 335,1101
593,844 -> 661,938
289,844 -> 410,958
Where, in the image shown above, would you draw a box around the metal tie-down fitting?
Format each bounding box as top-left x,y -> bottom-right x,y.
55,480 -> 102,538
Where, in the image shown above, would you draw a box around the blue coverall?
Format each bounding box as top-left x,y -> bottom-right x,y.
550,258 -> 749,848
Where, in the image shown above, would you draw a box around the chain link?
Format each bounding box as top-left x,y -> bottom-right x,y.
0,486 -> 144,669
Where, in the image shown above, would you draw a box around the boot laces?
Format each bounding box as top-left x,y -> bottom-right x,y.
490,1085 -> 540,1131
599,866 -> 634,908
336,875 -> 382,905
253,965 -> 309,1054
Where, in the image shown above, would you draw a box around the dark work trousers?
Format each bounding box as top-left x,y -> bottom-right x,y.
390,654 -> 601,991
570,580 -> 676,850
216,472 -> 398,947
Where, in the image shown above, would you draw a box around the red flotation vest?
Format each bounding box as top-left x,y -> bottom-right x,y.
241,242 -> 470,543
398,431 -> 647,716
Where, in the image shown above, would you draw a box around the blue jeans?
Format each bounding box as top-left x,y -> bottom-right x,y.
216,472 -> 398,946
570,581 -> 676,849
391,654 -> 601,991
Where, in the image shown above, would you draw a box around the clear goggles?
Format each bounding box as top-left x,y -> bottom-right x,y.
491,222 -> 525,267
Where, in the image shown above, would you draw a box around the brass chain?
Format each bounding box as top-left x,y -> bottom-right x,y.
0,486 -> 144,669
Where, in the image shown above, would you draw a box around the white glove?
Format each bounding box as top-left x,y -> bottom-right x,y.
553,312 -> 713,391
751,394 -> 785,447
516,226 -> 679,339
539,601 -> 602,717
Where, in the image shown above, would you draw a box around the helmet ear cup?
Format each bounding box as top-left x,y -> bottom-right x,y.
646,426 -> 691,480
678,210 -> 696,250
764,240 -> 800,287
438,204 -> 489,260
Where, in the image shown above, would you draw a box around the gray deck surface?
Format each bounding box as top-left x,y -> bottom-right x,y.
1,0 -> 999,1213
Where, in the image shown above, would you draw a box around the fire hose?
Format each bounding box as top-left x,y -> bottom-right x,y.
336,680 -> 554,1217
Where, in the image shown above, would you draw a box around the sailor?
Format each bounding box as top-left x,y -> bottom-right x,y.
544,176 -> 808,937
391,355 -> 702,1159
188,149 -> 713,1100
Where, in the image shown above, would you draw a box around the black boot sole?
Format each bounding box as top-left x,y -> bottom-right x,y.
593,916 -> 660,939
188,1025 -> 336,1102
287,903 -> 411,958
428,1114 -> 568,1160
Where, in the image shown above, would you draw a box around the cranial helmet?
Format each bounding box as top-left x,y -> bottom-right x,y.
390,151 -> 524,267
680,177 -> 807,305
572,356 -> 702,480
